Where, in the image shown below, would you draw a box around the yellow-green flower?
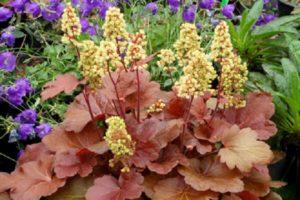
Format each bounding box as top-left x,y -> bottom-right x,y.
175,50 -> 217,98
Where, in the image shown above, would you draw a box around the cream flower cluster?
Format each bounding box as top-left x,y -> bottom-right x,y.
125,30 -> 148,69
77,40 -> 105,89
99,40 -> 122,71
210,21 -> 233,63
174,23 -> 202,67
61,4 -> 81,44
147,99 -> 166,113
221,54 -> 248,108
175,50 -> 217,98
157,49 -> 176,72
103,7 -> 129,54
104,116 -> 135,158
211,21 -> 248,108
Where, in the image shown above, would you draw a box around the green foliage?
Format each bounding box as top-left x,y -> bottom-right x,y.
247,37 -> 300,141
228,0 -> 300,67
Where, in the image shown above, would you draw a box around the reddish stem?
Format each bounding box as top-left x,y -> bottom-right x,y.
116,39 -> 128,72
107,66 -> 126,119
208,76 -> 223,126
136,67 -> 141,123
181,95 -> 194,150
83,87 -> 95,122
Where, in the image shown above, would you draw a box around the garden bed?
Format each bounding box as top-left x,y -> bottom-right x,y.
0,0 -> 300,199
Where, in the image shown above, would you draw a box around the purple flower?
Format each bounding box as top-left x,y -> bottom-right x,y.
9,0 -> 28,13
210,18 -> 219,26
196,22 -> 203,30
25,2 -> 41,18
80,18 -> 90,32
15,78 -> 32,94
14,109 -> 37,124
168,0 -> 180,13
1,29 -> 15,47
98,2 -> 113,19
0,52 -> 16,72
199,0 -> 214,10
87,26 -> 97,36
182,5 -> 196,23
17,149 -> 24,158
146,2 -> 158,15
6,78 -> 32,105
17,124 -> 35,140
0,7 -> 13,22
35,123 -> 52,138
42,3 -> 64,22
72,0 -> 79,6
6,86 -> 24,105
80,1 -> 93,17
222,4 -> 235,19
256,13 -> 276,26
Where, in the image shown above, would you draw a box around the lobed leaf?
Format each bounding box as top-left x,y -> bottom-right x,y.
41,73 -> 81,101
218,125 -> 273,172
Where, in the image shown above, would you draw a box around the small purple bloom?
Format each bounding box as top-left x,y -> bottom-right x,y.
199,0 -> 214,10
1,29 -> 15,47
9,0 -> 28,13
196,22 -> 203,30
35,123 -> 52,138
6,86 -> 24,105
17,149 -> 24,158
80,18 -> 90,32
168,0 -> 180,8
0,52 -> 16,72
25,2 -> 41,18
146,2 -> 158,15
71,0 -> 79,6
17,124 -> 35,140
182,5 -> 196,23
0,7 -> 13,22
15,78 -> 32,94
87,26 -> 97,36
42,3 -> 64,22
222,4 -> 235,19
98,2 -> 113,19
168,0 -> 180,13
264,14 -> 276,23
80,2 -> 93,17
14,109 -> 37,124
210,18 -> 219,26
256,13 -> 276,26
6,78 -> 32,105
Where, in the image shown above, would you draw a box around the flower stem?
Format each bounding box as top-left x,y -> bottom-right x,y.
107,66 -> 126,119
136,67 -> 141,123
181,95 -> 194,150
83,87 -> 95,122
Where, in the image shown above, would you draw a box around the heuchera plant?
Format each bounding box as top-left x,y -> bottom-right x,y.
0,5 -> 284,200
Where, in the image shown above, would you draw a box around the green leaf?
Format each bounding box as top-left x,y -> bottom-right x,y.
12,30 -> 25,38
227,20 -> 238,47
281,58 -> 300,100
253,15 -> 300,38
163,79 -> 173,88
77,33 -> 90,41
48,176 -> 94,200
289,40 -> 300,70
221,0 -> 229,7
241,0 -> 263,33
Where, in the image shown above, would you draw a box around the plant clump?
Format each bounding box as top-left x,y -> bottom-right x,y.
0,5 -> 283,200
